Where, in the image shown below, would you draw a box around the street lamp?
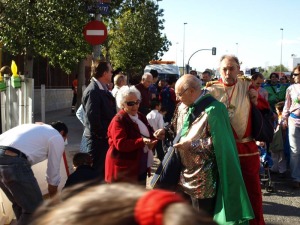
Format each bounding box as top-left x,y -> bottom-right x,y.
280,28 -> 283,75
183,22 -> 187,74
236,43 -> 239,56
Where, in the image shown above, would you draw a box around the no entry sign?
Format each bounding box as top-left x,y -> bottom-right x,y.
83,20 -> 107,45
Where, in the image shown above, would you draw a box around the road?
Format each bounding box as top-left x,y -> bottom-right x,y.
38,108 -> 300,225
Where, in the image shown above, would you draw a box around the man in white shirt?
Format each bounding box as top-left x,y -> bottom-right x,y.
0,121 -> 68,225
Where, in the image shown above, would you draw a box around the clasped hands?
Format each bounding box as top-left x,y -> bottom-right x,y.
142,137 -> 157,150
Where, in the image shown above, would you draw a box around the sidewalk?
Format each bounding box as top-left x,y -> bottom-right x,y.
34,108 -> 83,173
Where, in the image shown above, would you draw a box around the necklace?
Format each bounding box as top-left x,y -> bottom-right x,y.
224,83 -> 236,109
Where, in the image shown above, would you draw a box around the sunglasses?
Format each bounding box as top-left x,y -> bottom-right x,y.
125,100 -> 141,106
292,73 -> 300,77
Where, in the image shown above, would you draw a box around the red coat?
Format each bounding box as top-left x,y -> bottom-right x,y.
105,110 -> 154,183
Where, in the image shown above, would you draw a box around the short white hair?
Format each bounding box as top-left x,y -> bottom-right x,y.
142,72 -> 152,81
116,85 -> 141,109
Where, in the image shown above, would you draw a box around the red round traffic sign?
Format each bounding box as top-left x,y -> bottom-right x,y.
83,20 -> 107,45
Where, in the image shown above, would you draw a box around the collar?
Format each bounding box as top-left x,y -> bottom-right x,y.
220,78 -> 237,87
92,77 -> 107,90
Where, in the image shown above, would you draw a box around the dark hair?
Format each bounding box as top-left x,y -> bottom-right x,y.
91,61 -> 111,79
202,70 -> 211,76
269,73 -> 279,79
0,66 -> 11,75
73,153 -> 92,168
167,76 -> 177,85
251,72 -> 264,81
150,99 -> 161,110
275,101 -> 284,112
30,183 -> 216,225
293,65 -> 300,74
50,121 -> 68,135
160,105 -> 167,113
150,69 -> 158,78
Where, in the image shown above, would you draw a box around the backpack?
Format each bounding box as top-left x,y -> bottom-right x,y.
251,105 -> 275,143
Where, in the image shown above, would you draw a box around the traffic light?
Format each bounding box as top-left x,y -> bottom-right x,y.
212,47 -> 216,55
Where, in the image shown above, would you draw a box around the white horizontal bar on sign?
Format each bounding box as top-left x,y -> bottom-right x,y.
86,30 -> 105,36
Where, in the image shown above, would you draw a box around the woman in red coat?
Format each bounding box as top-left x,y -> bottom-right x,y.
105,86 -> 157,185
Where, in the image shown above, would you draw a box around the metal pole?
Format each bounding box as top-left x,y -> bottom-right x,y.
183,22 -> 187,74
187,49 -> 212,74
93,14 -> 102,60
280,28 -> 283,75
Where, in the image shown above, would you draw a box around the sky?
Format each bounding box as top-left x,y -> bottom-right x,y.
158,0 -> 300,72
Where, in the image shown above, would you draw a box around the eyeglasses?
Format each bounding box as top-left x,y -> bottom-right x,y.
177,88 -> 189,97
292,73 -> 300,77
125,100 -> 141,106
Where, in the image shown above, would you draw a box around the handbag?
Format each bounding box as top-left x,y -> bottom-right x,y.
251,104 -> 274,143
150,130 -> 182,190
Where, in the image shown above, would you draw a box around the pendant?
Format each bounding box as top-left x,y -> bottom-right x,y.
227,104 -> 236,121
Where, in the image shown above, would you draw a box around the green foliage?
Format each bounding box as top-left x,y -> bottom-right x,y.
263,64 -> 289,78
0,0 -> 91,74
0,0 -> 171,77
107,0 -> 171,81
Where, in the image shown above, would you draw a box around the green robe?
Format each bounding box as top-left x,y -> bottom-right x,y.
203,95 -> 254,224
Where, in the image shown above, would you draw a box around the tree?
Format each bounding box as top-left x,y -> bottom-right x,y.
263,64 -> 289,78
0,0 -> 91,76
106,0 -> 171,83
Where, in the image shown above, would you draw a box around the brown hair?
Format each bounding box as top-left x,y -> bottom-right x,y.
220,55 -> 240,65
30,183 -> 216,225
91,61 -> 111,79
251,72 -> 264,81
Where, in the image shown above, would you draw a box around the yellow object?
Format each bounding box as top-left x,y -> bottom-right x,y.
11,60 -> 18,77
0,72 -> 6,91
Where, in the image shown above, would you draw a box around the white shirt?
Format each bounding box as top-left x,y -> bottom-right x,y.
0,124 -> 65,186
146,109 -> 164,131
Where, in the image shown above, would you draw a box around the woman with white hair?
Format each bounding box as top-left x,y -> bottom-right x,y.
105,86 -> 157,185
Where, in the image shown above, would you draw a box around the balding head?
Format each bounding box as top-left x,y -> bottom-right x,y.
175,74 -> 202,106
141,73 -> 153,88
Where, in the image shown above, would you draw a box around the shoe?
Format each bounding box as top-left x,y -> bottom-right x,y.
292,182 -> 300,188
278,172 -> 286,178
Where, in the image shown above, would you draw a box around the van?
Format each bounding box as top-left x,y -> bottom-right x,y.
144,61 -> 180,80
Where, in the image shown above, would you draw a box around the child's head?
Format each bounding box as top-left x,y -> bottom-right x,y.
150,99 -> 161,110
159,106 -> 167,116
73,153 -> 93,169
275,101 -> 284,115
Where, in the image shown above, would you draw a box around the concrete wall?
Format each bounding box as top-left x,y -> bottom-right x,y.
34,89 -> 73,113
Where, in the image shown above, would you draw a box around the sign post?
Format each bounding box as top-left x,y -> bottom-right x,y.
83,20 -> 107,46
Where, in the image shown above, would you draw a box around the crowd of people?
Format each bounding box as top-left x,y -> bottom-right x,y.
0,56 -> 299,225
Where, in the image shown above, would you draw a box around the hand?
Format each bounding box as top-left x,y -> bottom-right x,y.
173,140 -> 192,151
154,129 -> 165,140
249,88 -> 258,105
48,184 -> 58,198
147,167 -> 151,177
147,139 -> 158,150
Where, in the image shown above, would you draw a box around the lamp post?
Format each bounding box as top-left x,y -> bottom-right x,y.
280,28 -> 283,75
236,42 -> 239,56
183,22 -> 187,74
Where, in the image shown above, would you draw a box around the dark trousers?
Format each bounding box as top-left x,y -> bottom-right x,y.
191,196 -> 216,216
156,140 -> 165,162
72,93 -> 77,107
86,136 -> 109,181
